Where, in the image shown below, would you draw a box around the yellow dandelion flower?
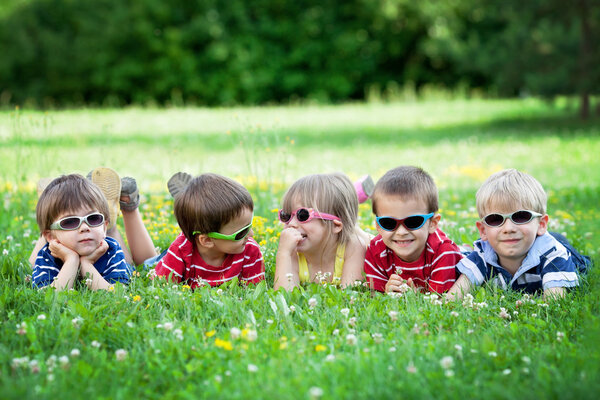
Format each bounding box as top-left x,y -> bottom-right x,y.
315,345 -> 327,352
205,330 -> 216,338
214,338 -> 233,351
279,342 -> 288,350
132,295 -> 141,302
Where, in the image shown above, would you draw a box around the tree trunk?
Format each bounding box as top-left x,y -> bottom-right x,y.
578,0 -> 591,119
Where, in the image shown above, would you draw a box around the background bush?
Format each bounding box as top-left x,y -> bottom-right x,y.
1,0 -> 599,109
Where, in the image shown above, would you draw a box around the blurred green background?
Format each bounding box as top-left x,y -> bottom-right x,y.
1,0 -> 599,115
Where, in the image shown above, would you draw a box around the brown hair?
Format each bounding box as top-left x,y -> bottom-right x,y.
372,166 -> 438,215
281,173 -> 358,245
36,174 -> 110,232
174,173 -> 254,242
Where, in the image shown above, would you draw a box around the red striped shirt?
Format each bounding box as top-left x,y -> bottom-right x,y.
364,229 -> 462,293
155,233 -> 264,288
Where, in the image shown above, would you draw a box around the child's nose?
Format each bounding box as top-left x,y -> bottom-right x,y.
79,222 -> 91,231
393,224 -> 410,235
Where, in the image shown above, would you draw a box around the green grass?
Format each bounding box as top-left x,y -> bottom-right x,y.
1,99 -> 599,399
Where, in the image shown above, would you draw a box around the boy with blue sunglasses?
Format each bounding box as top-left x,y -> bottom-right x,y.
364,166 -> 463,294
153,173 -> 264,288
447,169 -> 590,300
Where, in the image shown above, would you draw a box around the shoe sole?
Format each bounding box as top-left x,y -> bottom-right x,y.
90,167 -> 121,229
167,172 -> 193,198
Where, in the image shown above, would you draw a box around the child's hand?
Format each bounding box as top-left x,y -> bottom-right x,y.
80,239 -> 109,265
385,274 -> 407,293
48,239 -> 79,263
278,227 -> 304,254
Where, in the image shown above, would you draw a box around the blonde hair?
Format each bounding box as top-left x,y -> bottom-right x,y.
174,173 -> 254,242
476,169 -> 547,217
281,173 -> 358,245
36,174 -> 110,232
372,166 -> 438,215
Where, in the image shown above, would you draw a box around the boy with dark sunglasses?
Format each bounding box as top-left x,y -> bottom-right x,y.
153,173 -> 264,288
32,174 -> 133,290
364,166 -> 463,294
447,169 -> 590,300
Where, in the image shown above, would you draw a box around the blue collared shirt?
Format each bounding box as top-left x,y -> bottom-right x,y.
456,232 -> 582,293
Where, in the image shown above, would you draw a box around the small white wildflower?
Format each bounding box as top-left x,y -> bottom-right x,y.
503,369 -> 511,375
332,329 -> 339,336
47,374 -> 54,382
37,314 -> 46,321
522,356 -> 531,364
556,331 -> 565,342
289,305 -> 296,313
225,370 -> 231,376
488,351 -> 497,357
406,361 -> 417,373
531,313 -> 538,318
2,249 -> 8,256
214,375 -> 222,383
308,297 -> 317,309
450,311 -> 459,317
348,317 -> 357,327
388,310 -> 398,321
445,370 -> 455,377
467,329 -> 474,334
58,356 -> 69,368
266,319 -> 273,325
70,349 -> 80,357
389,346 -> 396,352
372,333 -> 384,344
309,387 -> 324,398
216,288 -> 223,295
29,359 -> 40,373
325,354 -> 336,362
498,308 -> 511,319
6,235 -> 13,241
91,340 -> 101,348
163,322 -> 174,331
340,308 -> 350,317
173,329 -> 183,341
454,344 -> 462,352
230,327 -> 241,339
345,334 -> 357,346
247,364 -> 258,372
440,356 -> 454,370
115,349 -> 128,361
522,367 -> 530,374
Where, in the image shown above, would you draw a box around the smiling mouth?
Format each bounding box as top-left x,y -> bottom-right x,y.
393,239 -> 414,246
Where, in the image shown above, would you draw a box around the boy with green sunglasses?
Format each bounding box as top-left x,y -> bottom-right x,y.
153,173 -> 264,288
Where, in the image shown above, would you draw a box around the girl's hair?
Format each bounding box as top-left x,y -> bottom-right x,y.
174,173 -> 254,242
372,166 -> 438,215
476,169 -> 547,217
36,174 -> 110,232
281,173 -> 358,245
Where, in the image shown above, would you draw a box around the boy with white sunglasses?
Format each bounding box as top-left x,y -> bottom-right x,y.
447,169 -> 590,300
32,174 -> 133,290
364,166 -> 463,294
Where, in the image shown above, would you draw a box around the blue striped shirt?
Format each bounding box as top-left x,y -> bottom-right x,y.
32,237 -> 133,288
455,232 -> 583,293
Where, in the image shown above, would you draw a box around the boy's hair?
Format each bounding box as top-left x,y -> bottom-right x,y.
372,166 -> 438,215
174,173 -> 254,242
36,174 -> 110,232
281,173 -> 358,245
476,169 -> 547,217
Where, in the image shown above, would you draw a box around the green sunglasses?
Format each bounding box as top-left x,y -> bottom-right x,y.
193,220 -> 253,242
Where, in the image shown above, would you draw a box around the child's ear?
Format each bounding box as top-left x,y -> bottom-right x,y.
476,221 -> 488,241
42,230 -> 54,242
196,234 -> 215,249
537,214 -> 549,236
332,219 -> 343,234
427,214 -> 441,233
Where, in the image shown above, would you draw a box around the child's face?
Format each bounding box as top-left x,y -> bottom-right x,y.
209,207 -> 254,255
375,195 -> 439,263
476,206 -> 548,271
45,208 -> 108,257
284,200 -> 342,254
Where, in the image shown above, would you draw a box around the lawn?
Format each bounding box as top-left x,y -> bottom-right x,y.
1,99 -> 599,399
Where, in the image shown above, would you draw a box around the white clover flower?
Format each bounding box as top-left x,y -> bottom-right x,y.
345,334 -> 357,346
503,369 -> 511,375
454,344 -> 463,352
332,329 -> 339,336
246,329 -> 258,342
556,331 -> 565,342
309,387 -> 324,398
29,359 -> 40,373
450,311 -> 459,317
389,347 -> 397,352
46,355 -> 57,368
440,356 -> 454,370
325,354 -> 336,362
58,356 -> 69,368
372,333 -> 384,344
91,340 -> 101,348
522,367 -> 530,374
289,305 -> 296,313
37,314 -> 46,321
163,322 -> 174,331
488,351 -> 497,357
267,319 -> 273,325
445,370 -> 455,377
247,364 -> 258,372
216,288 -> 223,295
348,317 -> 357,327
388,311 -> 398,321
522,356 -> 531,364
214,375 -> 222,383
2,249 -> 8,256
173,329 -> 183,341
230,327 -> 241,339
127,322 -> 134,328
308,297 -> 317,309
406,362 -> 417,373
70,349 -> 80,357
340,308 -> 350,317
498,308 -> 511,319
115,349 -> 128,361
